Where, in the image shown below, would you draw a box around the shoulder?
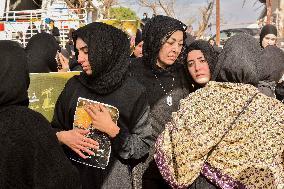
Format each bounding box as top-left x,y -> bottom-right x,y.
62,75 -> 81,90
129,58 -> 147,75
1,106 -> 51,133
122,75 -> 146,95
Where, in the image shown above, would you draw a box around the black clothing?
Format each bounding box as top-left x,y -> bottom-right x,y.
276,81 -> 284,102
129,15 -> 190,189
259,24 -> 277,48
258,45 -> 284,82
130,59 -> 190,138
0,41 -> 29,107
213,33 -> 262,86
51,26 -> 60,36
0,40 -> 80,189
257,46 -> 284,98
52,76 -> 153,189
25,33 -> 60,73
0,106 -> 81,189
130,58 -> 190,189
52,22 -> 153,189
212,45 -> 222,54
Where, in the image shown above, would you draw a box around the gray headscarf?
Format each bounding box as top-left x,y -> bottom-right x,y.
212,33 -> 262,86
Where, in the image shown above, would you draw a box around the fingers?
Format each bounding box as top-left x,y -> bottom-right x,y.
82,137 -> 99,147
79,146 -> 95,156
98,104 -> 107,112
73,148 -> 88,159
75,128 -> 89,135
84,106 -> 97,119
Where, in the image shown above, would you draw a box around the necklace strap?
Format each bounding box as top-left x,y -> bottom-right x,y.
153,72 -> 175,96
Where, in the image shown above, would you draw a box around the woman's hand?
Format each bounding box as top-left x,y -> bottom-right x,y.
56,128 -> 99,159
85,104 -> 120,138
58,53 -> 70,72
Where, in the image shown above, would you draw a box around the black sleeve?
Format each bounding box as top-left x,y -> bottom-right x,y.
51,82 -> 73,131
30,112 -> 81,188
275,81 -> 284,102
113,91 -> 154,160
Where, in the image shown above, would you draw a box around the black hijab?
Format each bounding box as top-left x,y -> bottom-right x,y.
185,39 -> 218,76
258,45 -> 284,82
212,33 -> 262,86
25,32 -> 60,73
184,40 -> 218,89
73,22 -> 130,95
259,24 -> 277,48
0,40 -> 30,107
142,15 -> 187,71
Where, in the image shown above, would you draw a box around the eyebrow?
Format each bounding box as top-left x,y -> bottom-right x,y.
168,37 -> 183,42
188,56 -> 205,61
79,46 -> 88,50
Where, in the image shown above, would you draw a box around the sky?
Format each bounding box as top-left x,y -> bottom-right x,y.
118,0 -> 264,35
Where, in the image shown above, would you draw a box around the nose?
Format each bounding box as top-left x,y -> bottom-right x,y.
194,62 -> 202,71
77,53 -> 84,65
268,39 -> 274,45
172,43 -> 180,53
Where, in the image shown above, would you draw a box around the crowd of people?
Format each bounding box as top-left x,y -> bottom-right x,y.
1,14 -> 284,189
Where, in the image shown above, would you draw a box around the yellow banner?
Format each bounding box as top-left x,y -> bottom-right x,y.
28,72 -> 80,122
98,19 -> 138,37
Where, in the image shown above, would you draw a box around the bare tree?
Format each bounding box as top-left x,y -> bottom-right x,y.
157,0 -> 175,18
195,0 -> 214,39
137,0 -> 176,17
137,0 -> 158,15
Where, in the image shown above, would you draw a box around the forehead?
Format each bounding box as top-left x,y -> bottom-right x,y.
76,38 -> 87,49
187,50 -> 204,59
264,34 -> 277,39
168,30 -> 183,40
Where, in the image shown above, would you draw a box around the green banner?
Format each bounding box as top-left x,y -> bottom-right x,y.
28,72 -> 80,122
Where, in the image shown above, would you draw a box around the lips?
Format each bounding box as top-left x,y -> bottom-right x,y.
196,74 -> 206,78
168,56 -> 177,61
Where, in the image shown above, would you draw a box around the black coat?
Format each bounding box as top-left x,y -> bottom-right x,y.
51,76 -> 153,189
0,106 -> 81,189
0,40 -> 80,189
129,15 -> 192,189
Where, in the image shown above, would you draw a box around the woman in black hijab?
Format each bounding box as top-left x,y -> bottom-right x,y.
52,22 -> 153,189
259,24 -> 278,49
0,40 -> 80,188
185,40 -> 218,89
25,32 -> 60,73
129,15 -> 192,189
130,29 -> 143,58
257,46 -> 284,99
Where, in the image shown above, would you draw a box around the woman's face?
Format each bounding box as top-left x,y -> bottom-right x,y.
76,38 -> 92,75
156,30 -> 184,68
133,41 -> 143,58
262,34 -> 277,48
187,50 -> 210,85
